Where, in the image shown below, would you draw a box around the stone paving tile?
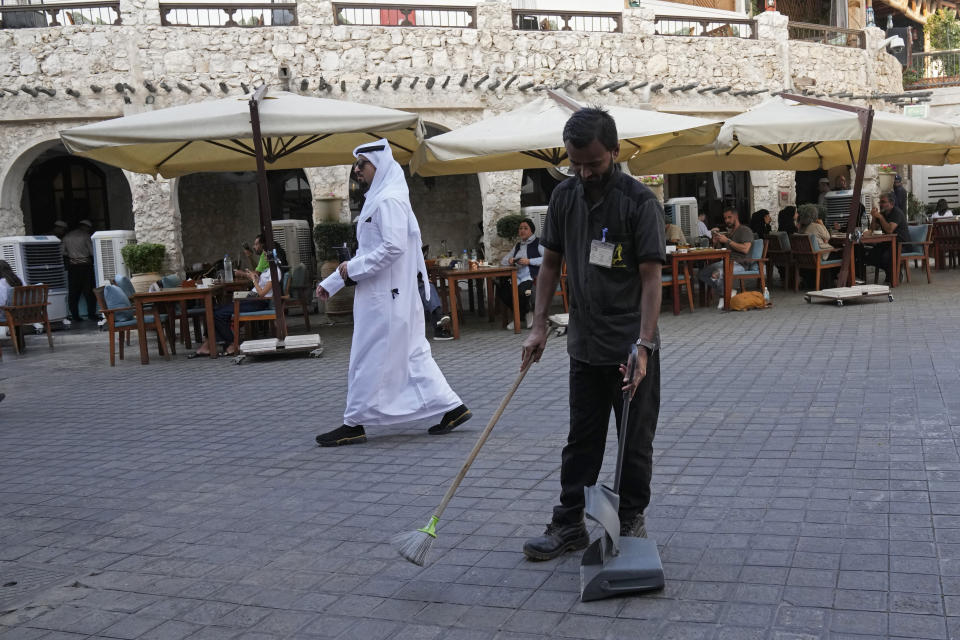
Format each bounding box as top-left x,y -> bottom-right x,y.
3,275 -> 960,638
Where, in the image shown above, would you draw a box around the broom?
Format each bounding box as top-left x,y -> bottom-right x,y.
393,334 -> 548,566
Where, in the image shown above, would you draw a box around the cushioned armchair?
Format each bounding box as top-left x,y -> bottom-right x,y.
766,232 -> 792,289
733,238 -> 768,292
230,272 -> 290,353
898,224 -> 932,284
0,284 -> 54,359
791,233 -> 842,292
661,263 -> 694,313
95,285 -> 170,366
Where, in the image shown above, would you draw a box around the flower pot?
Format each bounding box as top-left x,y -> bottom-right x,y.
130,272 -> 160,293
648,184 -> 664,202
878,173 -> 894,193
319,259 -> 354,319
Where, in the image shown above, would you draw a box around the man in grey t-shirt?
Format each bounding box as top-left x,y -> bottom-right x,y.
697,208 -> 755,305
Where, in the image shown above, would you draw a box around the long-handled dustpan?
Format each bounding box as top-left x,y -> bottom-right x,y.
580,344 -> 665,602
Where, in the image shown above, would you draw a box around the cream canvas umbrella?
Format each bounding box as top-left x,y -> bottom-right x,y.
628,95 -> 960,174
61,86 -> 423,344
60,89 -> 423,178
409,91 -> 721,177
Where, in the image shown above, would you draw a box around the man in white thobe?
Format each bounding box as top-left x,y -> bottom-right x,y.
314,140 -> 471,446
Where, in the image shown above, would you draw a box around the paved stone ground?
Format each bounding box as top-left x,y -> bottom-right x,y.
2,270 -> 960,639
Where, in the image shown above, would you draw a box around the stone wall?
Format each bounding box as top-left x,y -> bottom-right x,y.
0,3 -> 904,267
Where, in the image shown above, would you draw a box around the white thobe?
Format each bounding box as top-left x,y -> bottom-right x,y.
324,198 -> 461,427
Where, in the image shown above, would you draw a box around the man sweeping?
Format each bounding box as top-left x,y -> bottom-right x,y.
520,108 -> 665,560
315,140 -> 471,447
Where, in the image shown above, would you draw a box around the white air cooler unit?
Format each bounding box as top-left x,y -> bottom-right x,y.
92,230 -> 136,287
824,190 -> 874,230
0,235 -> 68,321
271,219 -> 313,272
520,205 -> 549,237
665,197 -> 699,242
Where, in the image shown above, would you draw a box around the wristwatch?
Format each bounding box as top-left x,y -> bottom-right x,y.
636,338 -> 657,355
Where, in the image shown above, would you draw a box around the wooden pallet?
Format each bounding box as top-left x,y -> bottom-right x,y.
804,285 -> 894,307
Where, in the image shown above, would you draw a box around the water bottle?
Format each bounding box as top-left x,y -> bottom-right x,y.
461,249 -> 469,270
470,249 -> 478,262
223,254 -> 233,282
440,240 -> 448,259
763,286 -> 771,304
865,3 -> 875,26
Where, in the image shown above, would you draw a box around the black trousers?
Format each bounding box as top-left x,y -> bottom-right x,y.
496,278 -> 534,316
67,262 -> 96,320
553,352 -> 661,526
213,299 -> 268,345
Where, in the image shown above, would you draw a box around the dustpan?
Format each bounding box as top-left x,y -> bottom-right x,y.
580,344 -> 665,602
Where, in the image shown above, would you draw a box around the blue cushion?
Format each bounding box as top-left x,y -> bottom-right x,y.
161,274 -> 181,289
775,231 -> 790,251
114,275 -> 136,298
821,258 -> 843,266
114,313 -> 167,328
900,250 -> 923,258
103,285 -> 134,323
738,268 -> 760,276
908,224 -> 928,244
239,310 -> 276,318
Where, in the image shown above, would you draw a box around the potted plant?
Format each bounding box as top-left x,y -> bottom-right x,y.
313,222 -> 356,317
120,242 -> 166,293
496,214 -> 526,241
638,174 -> 665,202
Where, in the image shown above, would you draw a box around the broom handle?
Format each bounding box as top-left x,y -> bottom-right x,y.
431,333 -> 548,520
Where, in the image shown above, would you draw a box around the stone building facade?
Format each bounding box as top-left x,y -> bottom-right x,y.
0,1 -> 903,271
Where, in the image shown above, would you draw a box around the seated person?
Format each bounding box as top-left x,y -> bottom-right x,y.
665,220 -> 686,245
749,209 -> 771,239
497,217 -> 542,330
418,272 -> 451,341
244,234 -> 289,275
0,260 -> 24,348
697,208 -> 755,307
796,204 -> 833,251
191,266 -> 273,357
696,211 -> 711,243
931,198 -> 954,220
860,191 -> 911,284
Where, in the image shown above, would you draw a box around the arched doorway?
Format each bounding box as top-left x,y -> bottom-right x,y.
177,168 -> 313,271
14,143 -> 133,236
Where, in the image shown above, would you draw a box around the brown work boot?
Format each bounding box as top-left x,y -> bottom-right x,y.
522,521 -> 589,561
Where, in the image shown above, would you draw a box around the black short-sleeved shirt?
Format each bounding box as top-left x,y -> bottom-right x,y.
541,170 -> 666,366
886,206 -> 912,251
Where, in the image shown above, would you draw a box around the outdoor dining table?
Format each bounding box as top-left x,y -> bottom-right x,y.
441,265 -> 520,340
830,232 -> 899,288
669,248 -> 732,313
131,285 -> 222,364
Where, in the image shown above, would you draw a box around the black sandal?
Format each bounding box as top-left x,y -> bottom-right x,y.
186,351 -> 206,359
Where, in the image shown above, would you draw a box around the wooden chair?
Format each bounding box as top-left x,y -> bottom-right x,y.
0,284 -> 54,360
766,232 -> 793,290
556,259 -> 569,312
791,233 -> 843,292
95,285 -> 169,366
898,224 -> 933,284
732,238 -> 769,292
231,273 -> 289,352
932,219 -> 960,270
662,263 -> 695,313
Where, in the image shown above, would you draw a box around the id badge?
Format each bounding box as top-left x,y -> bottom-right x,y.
589,239 -> 615,268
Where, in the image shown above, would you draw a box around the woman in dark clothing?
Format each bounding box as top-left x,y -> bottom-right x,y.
749,209 -> 772,239
777,206 -> 798,235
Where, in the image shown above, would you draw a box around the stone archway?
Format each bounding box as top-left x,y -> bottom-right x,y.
1,137 -> 133,237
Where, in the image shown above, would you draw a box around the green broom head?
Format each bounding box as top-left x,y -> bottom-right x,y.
393,515 -> 439,566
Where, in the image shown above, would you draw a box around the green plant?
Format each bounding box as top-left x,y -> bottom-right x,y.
879,163 -> 897,174
638,175 -> 664,186
908,192 -> 926,221
495,214 -> 526,240
313,222 -> 356,260
120,243 -> 166,274
902,67 -> 921,87
926,9 -> 960,76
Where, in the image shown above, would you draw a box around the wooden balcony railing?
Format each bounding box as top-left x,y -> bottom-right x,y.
333,3 -> 475,27
787,21 -> 865,49
653,14 -> 756,38
0,0 -> 120,27
511,9 -> 621,33
159,2 -> 297,26
904,49 -> 960,89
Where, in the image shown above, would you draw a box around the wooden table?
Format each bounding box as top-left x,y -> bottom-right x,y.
832,233 -> 899,287
442,266 -> 520,340
132,285 -> 222,364
669,248 -> 732,313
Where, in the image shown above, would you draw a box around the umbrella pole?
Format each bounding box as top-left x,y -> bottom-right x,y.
249,86 -> 287,342
778,94 -> 874,287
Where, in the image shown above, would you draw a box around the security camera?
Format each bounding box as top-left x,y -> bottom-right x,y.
881,35 -> 905,54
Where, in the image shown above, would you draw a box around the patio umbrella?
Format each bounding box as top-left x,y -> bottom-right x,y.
409,90 -> 721,177
60,89 -> 423,178
60,86 -> 424,343
628,95 -> 960,174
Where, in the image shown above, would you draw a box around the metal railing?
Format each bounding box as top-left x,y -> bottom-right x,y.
653,14 -> 756,38
787,21 -> 865,49
159,2 -> 297,26
904,49 -> 960,89
333,3 -> 475,27
511,9 -> 621,33
0,0 -> 120,27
